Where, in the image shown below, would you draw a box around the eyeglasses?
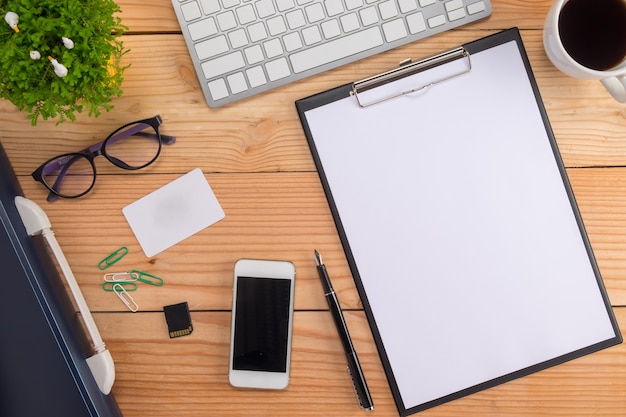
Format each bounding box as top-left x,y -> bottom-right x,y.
32,115 -> 176,202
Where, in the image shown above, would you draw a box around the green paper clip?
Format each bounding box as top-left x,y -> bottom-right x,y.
98,246 -> 129,270
102,281 -> 137,292
130,269 -> 164,286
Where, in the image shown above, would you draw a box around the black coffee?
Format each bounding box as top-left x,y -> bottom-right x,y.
558,0 -> 626,71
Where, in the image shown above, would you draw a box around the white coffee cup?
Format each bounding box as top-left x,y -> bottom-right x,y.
543,0 -> 626,102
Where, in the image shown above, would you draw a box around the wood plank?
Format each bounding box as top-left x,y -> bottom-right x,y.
15,167 -> 626,311
2,30 -> 626,175
115,0 -> 556,33
99,307 -> 626,417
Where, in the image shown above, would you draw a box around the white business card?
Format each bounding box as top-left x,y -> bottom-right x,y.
123,168 -> 225,257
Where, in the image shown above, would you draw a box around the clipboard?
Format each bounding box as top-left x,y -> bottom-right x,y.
296,28 -> 622,416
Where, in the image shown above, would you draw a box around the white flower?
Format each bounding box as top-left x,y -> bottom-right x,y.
4,11 -> 19,32
48,56 -> 68,77
62,37 -> 75,49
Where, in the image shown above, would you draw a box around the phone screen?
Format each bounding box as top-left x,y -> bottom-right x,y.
232,276 -> 292,373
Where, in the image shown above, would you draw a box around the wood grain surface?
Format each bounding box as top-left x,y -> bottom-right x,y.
1,1 -> 625,416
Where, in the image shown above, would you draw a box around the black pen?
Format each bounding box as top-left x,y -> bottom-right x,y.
314,250 -> 373,411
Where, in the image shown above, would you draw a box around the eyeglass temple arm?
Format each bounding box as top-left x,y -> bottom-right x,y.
83,126 -> 176,153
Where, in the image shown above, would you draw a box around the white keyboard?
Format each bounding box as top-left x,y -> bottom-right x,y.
172,0 -> 492,107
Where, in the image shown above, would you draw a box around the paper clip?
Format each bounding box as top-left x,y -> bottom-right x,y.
103,271 -> 138,283
130,269 -> 164,286
98,246 -> 129,270
102,281 -> 138,292
113,283 -> 139,312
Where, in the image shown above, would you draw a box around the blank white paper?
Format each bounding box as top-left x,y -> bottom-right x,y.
304,39 -> 617,410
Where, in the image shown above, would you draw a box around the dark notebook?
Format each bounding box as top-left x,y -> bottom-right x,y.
0,141 -> 123,417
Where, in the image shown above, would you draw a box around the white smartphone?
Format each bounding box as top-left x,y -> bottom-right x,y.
229,259 -> 296,390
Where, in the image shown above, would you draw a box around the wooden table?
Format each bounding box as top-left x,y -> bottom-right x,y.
1,1 -> 625,416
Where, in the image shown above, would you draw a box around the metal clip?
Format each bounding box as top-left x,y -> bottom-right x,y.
98,246 -> 129,270
130,269 -> 164,286
113,283 -> 139,312
102,281 -> 137,292
351,47 -> 472,107
103,271 -> 138,283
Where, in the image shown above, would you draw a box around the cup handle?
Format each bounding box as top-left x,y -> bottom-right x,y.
601,76 -> 626,103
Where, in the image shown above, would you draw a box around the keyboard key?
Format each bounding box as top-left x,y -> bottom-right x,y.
445,0 -> 463,11
321,19 -> 342,39
379,1 -> 399,20
305,3 -> 325,22
448,8 -> 466,21
290,26 -> 384,73
222,0 -> 240,8
236,4 -> 256,24
256,0 -> 276,18
246,66 -> 267,87
345,0 -> 364,10
208,78 -> 229,100
227,72 -> 248,94
407,12 -> 426,33
419,0 -> 436,6
229,28 -> 249,48
266,58 -> 291,81
188,17 -> 218,41
340,13 -> 360,32
360,6 -> 379,26
201,51 -> 245,79
382,19 -> 408,42
468,1 -> 486,14
199,0 -> 221,15
428,14 -> 447,28
264,38 -> 284,58
283,32 -> 303,51
286,9 -> 307,29
267,16 -> 288,35
181,1 -> 202,21
217,11 -> 237,31
248,22 -> 268,42
195,35 -> 228,60
302,26 -> 322,45
398,0 -> 418,13
324,1 -> 344,16
244,45 -> 264,64
276,0 -> 296,12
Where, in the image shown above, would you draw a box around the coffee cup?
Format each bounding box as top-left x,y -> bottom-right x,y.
543,0 -> 626,102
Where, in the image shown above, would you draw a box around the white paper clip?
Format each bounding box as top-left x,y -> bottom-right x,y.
104,271 -> 137,283
113,283 -> 139,312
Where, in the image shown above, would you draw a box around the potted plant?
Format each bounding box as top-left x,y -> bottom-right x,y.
1,0 -> 128,125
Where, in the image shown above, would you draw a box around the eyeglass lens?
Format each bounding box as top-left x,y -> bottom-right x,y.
41,154 -> 95,198
104,122 -> 161,169
40,121 -> 161,198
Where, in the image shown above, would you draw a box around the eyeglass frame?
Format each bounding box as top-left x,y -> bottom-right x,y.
32,115 -> 176,202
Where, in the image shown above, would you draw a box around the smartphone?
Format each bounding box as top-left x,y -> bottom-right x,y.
229,259 -> 296,390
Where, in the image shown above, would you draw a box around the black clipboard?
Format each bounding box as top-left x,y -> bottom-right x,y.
296,28 -> 622,416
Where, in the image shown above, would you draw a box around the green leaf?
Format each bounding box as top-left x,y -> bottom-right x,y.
0,0 -> 129,125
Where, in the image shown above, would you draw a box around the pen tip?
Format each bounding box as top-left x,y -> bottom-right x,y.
313,249 -> 322,266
